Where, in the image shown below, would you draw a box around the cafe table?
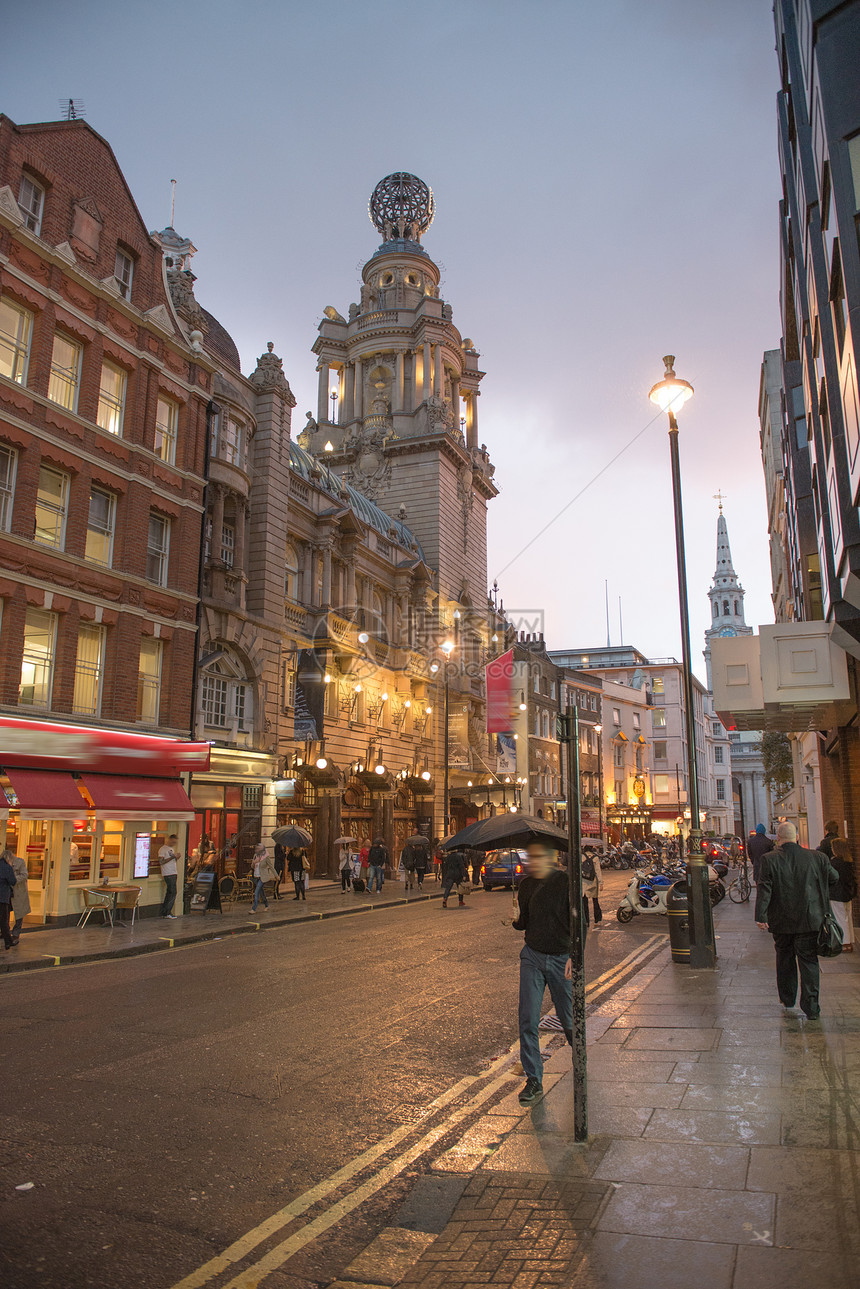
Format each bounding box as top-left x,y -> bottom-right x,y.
91,883 -> 141,927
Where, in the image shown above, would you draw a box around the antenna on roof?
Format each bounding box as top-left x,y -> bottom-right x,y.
60,99 -> 85,120
170,179 -> 177,228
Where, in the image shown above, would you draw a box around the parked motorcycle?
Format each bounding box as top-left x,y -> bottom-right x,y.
616,868 -> 675,922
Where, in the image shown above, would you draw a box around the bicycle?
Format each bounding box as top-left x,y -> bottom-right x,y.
726,857 -> 752,903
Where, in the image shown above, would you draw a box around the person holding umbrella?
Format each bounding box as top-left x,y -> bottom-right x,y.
335,837 -> 355,892
287,849 -> 307,900
441,846 -> 468,908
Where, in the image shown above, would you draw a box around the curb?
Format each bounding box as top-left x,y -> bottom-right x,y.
0,888 -> 445,975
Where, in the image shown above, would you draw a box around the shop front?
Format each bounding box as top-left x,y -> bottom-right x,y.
0,717 -> 209,926
186,748 -> 278,877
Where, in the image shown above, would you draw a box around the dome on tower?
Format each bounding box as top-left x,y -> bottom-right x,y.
368,172 -> 435,244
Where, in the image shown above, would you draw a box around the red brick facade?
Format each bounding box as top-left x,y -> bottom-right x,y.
0,115 -> 214,735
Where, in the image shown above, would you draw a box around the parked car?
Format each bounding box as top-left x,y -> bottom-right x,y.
480,848 -> 528,890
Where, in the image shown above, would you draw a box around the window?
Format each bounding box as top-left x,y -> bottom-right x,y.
848,132 -> 860,211
48,332 -> 83,411
716,779 -> 726,801
614,780 -> 623,802
711,721 -> 723,736
612,707 -> 621,725
283,664 -> 297,710
73,624 -> 105,716
285,543 -> 300,600
114,249 -> 134,300
154,397 -> 178,464
96,361 -> 126,436
633,712 -> 640,730
0,296 -> 33,384
614,743 -> 624,768
652,708 -> 666,728
85,487 -> 115,566
0,444 -> 17,531
18,175 -> 44,234
654,774 -> 669,797
202,674 -> 229,727
654,739 -> 667,761
146,512 -> 170,585
19,609 -> 57,707
541,710 -> 550,739
221,418 -> 244,468
733,599 -> 739,615
137,638 -> 163,723
651,677 -> 664,694
714,745 -> 724,764
220,522 -> 235,568
35,465 -> 69,549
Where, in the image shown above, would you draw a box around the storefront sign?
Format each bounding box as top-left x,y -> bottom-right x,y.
133,833 -> 151,879
0,717 -> 210,775
632,777 -> 646,798
294,651 -> 325,741
190,870 -> 221,913
496,732 -> 517,774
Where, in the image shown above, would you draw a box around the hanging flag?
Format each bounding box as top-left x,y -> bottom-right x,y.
496,732 -> 517,773
294,650 -> 326,741
486,648 -> 514,733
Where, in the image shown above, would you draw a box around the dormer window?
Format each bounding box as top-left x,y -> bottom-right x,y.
114,248 -> 134,300
18,176 -> 44,234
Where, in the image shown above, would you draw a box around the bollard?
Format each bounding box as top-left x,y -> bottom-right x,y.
667,880 -> 691,964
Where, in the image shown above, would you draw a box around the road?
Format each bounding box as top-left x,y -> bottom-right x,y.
2,870 -> 661,1289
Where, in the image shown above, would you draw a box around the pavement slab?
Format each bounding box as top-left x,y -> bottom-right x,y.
593,1139 -> 750,1189
567,1232 -> 736,1289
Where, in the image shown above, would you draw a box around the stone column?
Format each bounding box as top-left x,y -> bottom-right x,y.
354,360 -> 363,419
466,392 -> 478,450
211,485 -> 225,561
382,793 -> 394,860
303,543 -> 316,605
317,363 -> 329,423
346,557 -> 357,614
337,367 -> 346,423
423,342 -> 432,401
450,376 -> 460,429
321,542 -> 332,606
395,352 -> 404,412
434,345 -> 443,399
234,496 -> 246,574
398,592 -> 409,647
345,363 -> 355,422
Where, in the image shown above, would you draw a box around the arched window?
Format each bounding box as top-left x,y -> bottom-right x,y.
712,601 -> 718,619
733,599 -> 739,615
285,543 -> 300,601
723,599 -> 729,615
200,647 -> 254,737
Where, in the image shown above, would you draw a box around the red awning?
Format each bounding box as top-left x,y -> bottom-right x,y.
4,768 -> 88,820
651,808 -> 683,821
78,774 -> 194,822
581,818 -> 601,835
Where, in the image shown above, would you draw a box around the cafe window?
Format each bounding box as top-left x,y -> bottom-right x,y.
48,332 -> 83,411
19,608 -> 57,707
0,295 -> 33,384
73,624 -> 106,716
0,443 -> 17,531
96,361 -> 127,436
85,487 -> 115,566
137,637 -> 163,724
35,465 -> 70,549
154,396 -> 178,464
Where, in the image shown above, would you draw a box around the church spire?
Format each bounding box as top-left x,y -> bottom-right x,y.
703,503 -> 752,689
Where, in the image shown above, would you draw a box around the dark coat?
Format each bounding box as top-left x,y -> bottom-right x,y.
0,857 -> 16,903
747,832 -> 775,882
442,850 -> 467,883
818,833 -> 837,859
830,855 -> 857,904
755,842 -> 839,934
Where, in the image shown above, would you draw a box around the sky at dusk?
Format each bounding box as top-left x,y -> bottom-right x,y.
4,0 -> 781,682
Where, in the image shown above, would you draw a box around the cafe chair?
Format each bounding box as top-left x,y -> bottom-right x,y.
218,875 -> 237,908
114,885 -> 142,928
235,874 -> 253,903
78,888 -> 114,929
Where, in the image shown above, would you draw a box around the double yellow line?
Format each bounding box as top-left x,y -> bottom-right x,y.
169,934 -> 665,1289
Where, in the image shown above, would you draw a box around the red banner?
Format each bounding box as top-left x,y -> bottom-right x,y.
0,717 -> 211,775
486,648 -> 515,733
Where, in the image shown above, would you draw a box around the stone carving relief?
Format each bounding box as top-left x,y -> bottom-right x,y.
456,464 -> 474,553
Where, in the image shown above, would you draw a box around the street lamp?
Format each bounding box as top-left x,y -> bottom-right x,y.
649,355 -> 715,969
440,639 -> 455,836
594,724 -> 605,845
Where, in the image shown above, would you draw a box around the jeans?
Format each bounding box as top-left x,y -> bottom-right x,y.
1,901 -> 11,948
368,864 -> 384,892
518,945 -> 573,1081
161,874 -> 177,917
773,931 -> 821,1015
291,876 -> 305,899
341,868 -> 352,891
583,897 -> 602,927
252,877 -> 269,911
442,878 -> 463,901
415,869 -> 426,888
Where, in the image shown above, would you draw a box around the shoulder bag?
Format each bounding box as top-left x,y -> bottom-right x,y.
817,863 -> 844,958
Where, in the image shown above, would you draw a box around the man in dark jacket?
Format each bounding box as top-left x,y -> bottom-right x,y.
747,824 -> 774,882
367,838 -> 388,894
441,848 -> 468,908
817,820 -> 840,859
511,841 -> 573,1105
755,821 -> 840,1019
0,850 -> 17,950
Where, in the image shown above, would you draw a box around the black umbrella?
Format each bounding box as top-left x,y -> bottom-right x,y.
272,825 -> 313,848
405,834 -> 431,846
440,813 -> 569,853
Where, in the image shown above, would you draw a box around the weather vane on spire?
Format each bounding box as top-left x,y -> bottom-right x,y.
713,490 -> 727,513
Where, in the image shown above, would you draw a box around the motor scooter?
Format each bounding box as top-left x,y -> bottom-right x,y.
616,868 -> 674,922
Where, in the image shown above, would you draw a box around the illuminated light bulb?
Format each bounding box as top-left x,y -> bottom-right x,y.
430,662 -> 439,673
324,673 -> 332,684
316,757 -> 328,770
354,682 -> 362,692
509,804 -> 517,813
441,640 -> 454,656
421,770 -> 431,781
374,763 -> 386,775
648,355 -> 694,415
358,631 -> 370,644
404,700 -> 411,708
324,441 -> 334,452
491,633 -> 498,642
514,734 -> 519,740
425,706 -> 432,714
381,692 -> 388,701
453,609 -> 461,619
467,780 -> 473,787
519,702 -> 527,711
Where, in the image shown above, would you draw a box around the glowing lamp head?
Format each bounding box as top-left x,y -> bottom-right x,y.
429,662 -> 439,674
324,673 -> 332,684
519,701 -> 527,711
374,763 -> 386,775
509,805 -> 517,813
381,692 -> 388,701
425,705 -> 432,714
421,770 -> 431,781
354,682 -> 362,693
594,723 -> 602,734
453,608 -> 461,620
404,699 -> 411,708
649,355 -> 694,417
467,780 -> 473,787
358,631 -> 370,644
315,756 -> 328,770
441,640 -> 454,656
491,633 -> 499,643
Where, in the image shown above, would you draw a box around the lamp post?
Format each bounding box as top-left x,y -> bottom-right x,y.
649,356 -> 715,970
594,723 -> 605,845
440,639 -> 455,836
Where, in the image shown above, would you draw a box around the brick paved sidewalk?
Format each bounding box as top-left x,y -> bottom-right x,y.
337,897 -> 860,1289
1,877 -> 443,974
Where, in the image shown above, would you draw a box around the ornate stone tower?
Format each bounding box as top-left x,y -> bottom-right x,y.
704,501 -> 753,689
301,172 -> 497,608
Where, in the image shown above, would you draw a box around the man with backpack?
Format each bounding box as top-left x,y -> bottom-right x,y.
401,842 -> 417,892
367,837 -> 388,893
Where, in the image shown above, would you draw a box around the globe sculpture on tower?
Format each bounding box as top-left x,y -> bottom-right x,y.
368,172 -> 435,245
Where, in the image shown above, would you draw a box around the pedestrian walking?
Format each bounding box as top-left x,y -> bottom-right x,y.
273,842 -> 287,900
6,848 -> 30,943
511,840 -> 573,1105
748,823 -> 774,883
0,848 -> 17,950
158,833 -> 180,919
414,844 -> 428,890
818,819 -> 840,859
829,837 -> 856,952
288,848 -> 307,901
359,841 -> 370,887
728,835 -> 741,861
441,848 -> 468,908
250,843 -> 276,912
432,840 -> 443,882
581,848 -> 603,928
401,842 -> 417,891
339,846 -> 353,892
367,837 -> 388,893
469,848 -> 482,890
755,821 -> 840,1020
